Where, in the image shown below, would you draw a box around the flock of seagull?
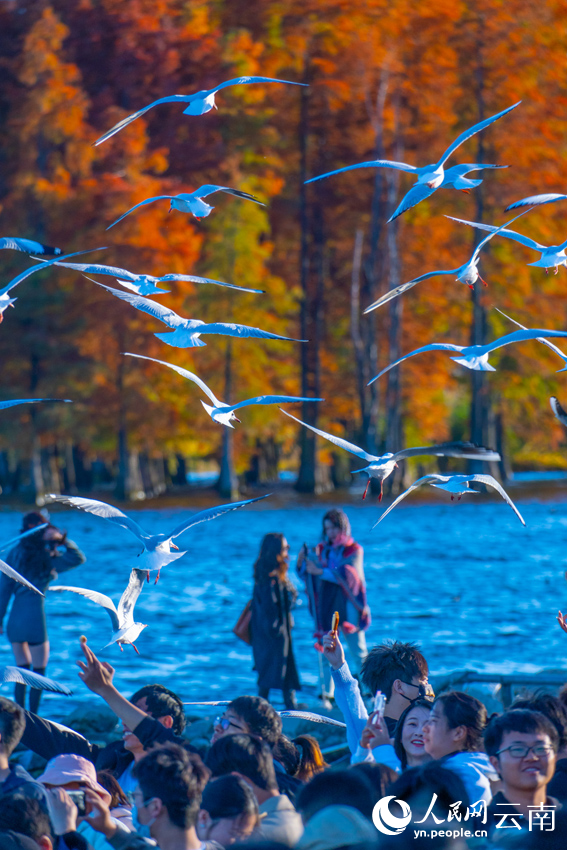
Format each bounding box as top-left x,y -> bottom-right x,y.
0,76 -> 566,689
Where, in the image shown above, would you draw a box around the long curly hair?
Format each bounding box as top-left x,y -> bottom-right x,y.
253,533 -> 289,584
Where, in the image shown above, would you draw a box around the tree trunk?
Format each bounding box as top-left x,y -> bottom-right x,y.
115,353 -> 130,500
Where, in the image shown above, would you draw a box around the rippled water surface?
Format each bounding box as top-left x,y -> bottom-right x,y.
0,491 -> 566,719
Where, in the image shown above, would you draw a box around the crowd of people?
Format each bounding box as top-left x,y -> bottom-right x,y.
0,508 -> 566,847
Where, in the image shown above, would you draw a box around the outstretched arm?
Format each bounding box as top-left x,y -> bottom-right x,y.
323,631 -> 369,758
77,639 -> 148,731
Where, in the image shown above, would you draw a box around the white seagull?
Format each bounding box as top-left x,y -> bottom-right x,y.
94,77 -> 307,145
51,568 -> 147,654
550,397 -> 567,427
306,100 -> 519,219
0,247 -> 106,323
0,523 -> 48,553
364,210 -> 529,314
0,237 -> 61,256
47,493 -> 270,580
494,308 -> 567,371
505,193 -> 567,212
373,473 -> 525,527
0,398 -> 72,410
0,557 -> 44,595
448,216 -> 567,274
40,259 -> 263,297
125,353 -> 322,427
0,666 -> 72,694
107,186 -> 265,229
280,408 -> 499,500
368,328 -> 567,383
93,281 -> 304,348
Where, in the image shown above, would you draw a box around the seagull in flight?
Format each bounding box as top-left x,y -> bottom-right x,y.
494,308 -> 567,371
369,328 -> 567,383
550,397 -> 567,427
107,186 -> 265,229
51,568 -> 148,654
0,556 -> 44,595
0,398 -> 72,410
0,237 -> 61,256
47,493 -> 270,580
306,101 -> 519,219
0,523 -> 48,553
373,473 -> 525,527
0,247 -> 106,323
364,210 -> 529,313
448,216 -> 567,274
505,193 -> 567,212
125,353 -> 323,427
94,77 -> 307,145
0,666 -> 72,694
41,259 -> 264,297
280,408 -> 499,500
93,281 -> 304,348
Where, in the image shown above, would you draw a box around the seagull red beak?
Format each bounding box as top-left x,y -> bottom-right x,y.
171,543 -> 179,550
233,416 -> 241,423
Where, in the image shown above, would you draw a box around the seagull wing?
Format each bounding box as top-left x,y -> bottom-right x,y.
368,343 -> 464,385
209,76 -> 308,95
117,569 -> 146,629
0,399 -> 72,410
437,102 -> 521,167
364,271 -> 456,314
280,408 -> 375,461
494,309 -> 567,363
0,523 -> 48,553
0,248 -> 107,298
191,185 -> 265,205
1,667 -> 72,694
46,495 -> 147,542
505,193 -> 567,212
198,322 -> 304,342
443,163 -> 508,178
47,261 -> 139,282
0,558 -> 44,595
388,183 -> 437,222
446,217 -> 545,252
50,585 -> 120,632
467,474 -> 525,526
305,159 -> 418,185
394,442 -> 500,462
158,274 -> 264,294
106,196 -> 178,230
551,397 -> 567,427
123,353 -> 221,405
478,329 -> 567,357
471,209 -> 532,262
0,238 -> 61,255
91,280 -> 184,328
279,710 -> 346,727
167,495 -> 270,540
372,475 -> 445,528
229,395 -> 323,412
94,96 -> 193,145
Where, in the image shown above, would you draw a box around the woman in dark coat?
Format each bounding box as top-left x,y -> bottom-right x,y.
251,533 -> 300,709
0,511 -> 85,712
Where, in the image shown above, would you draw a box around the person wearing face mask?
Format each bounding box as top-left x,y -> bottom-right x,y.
85,745 -> 221,850
297,509 -> 369,699
197,775 -> 259,846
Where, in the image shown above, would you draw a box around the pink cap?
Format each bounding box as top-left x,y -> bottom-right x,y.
38,754 -> 111,803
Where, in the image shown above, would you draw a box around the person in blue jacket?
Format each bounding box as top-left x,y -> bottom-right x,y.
0,511 -> 85,713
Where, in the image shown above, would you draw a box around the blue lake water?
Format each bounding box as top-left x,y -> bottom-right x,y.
0,492 -> 566,720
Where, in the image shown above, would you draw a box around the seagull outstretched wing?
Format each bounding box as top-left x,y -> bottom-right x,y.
495,309 -> 567,365
0,524 -> 48,553
167,495 -> 270,540
387,183 -> 437,222
191,185 -> 265,205
0,399 -> 71,410
467,474 -> 525,525
305,159 -> 418,185
198,322 -> 304,342
94,96 -> 195,145
364,271 -> 458,314
447,217 -> 545,252
1,666 -> 72,694
106,196 -> 179,230
50,585 -> 120,632
0,238 -> 61,255
209,76 -> 307,95
280,408 -> 376,462
444,163 -> 508,179
368,343 -> 465,385
124,354 -> 221,406
470,210 -> 531,263
229,395 -> 323,412
505,193 -> 567,212
117,569 -> 146,629
478,329 -> 567,357
0,558 -> 44,595
372,474 -> 445,527
0,248 -> 106,299
46,495 -> 147,542
91,281 -> 185,328
394,442 -> 500,462
437,102 -> 521,167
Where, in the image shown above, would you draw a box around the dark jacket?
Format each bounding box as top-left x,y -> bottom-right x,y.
548,757 -> 567,804
251,577 -> 300,692
0,763 -> 48,811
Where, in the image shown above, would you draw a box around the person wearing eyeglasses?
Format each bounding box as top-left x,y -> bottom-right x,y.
422,691 -> 499,807
210,696 -> 282,747
484,708 -> 561,835
250,533 -> 301,710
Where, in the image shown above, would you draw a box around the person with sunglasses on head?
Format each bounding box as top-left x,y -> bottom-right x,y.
422,691 -> 498,807
484,708 -> 561,836
251,533 -> 301,710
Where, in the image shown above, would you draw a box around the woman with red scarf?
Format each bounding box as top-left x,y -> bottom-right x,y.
297,508 -> 370,698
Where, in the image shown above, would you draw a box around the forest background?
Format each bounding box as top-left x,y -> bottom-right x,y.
1,0 -> 567,503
